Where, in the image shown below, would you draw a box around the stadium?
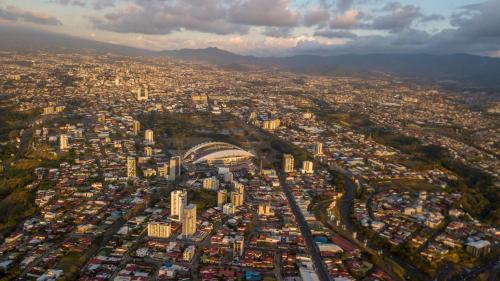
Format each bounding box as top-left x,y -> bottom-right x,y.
183,142 -> 255,170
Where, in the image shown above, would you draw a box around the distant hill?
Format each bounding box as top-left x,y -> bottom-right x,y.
159,47 -> 256,65
0,25 -> 151,56
1,25 -> 500,89
161,48 -> 500,89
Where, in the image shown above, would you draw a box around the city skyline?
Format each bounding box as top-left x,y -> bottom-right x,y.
0,44 -> 498,281
0,1 -> 498,280
0,0 -> 499,56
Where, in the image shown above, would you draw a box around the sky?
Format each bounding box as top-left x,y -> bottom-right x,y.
0,0 -> 499,57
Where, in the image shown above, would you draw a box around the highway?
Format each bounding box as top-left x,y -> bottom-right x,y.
278,172 -> 332,281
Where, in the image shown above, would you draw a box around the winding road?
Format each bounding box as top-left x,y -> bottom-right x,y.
328,164 -> 430,281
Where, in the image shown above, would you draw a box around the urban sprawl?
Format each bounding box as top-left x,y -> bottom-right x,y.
0,53 -> 498,281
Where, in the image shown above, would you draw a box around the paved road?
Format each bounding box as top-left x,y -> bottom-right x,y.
279,172 -> 332,281
4,113 -> 52,169
4,127 -> 32,169
449,260 -> 500,281
328,164 -> 430,281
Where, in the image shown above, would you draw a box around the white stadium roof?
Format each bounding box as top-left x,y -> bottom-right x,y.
193,149 -> 255,164
183,141 -> 255,166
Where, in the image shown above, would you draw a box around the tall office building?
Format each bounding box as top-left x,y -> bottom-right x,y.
262,119 -> 280,130
171,190 -> 187,220
217,189 -> 227,207
158,163 -> 169,178
169,156 -> 181,180
283,154 -> 294,173
147,222 -> 171,238
303,112 -> 314,120
144,146 -> 153,157
233,182 -> 244,198
203,177 -> 219,190
144,129 -> 154,144
302,161 -> 314,174
174,156 -> 182,176
127,156 -> 137,178
136,85 -> 149,101
182,204 -> 197,237
132,120 -> 140,136
314,142 -> 324,156
258,203 -> 272,216
231,191 -> 244,208
59,134 -> 68,150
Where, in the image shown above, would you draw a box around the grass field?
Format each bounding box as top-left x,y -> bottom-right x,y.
318,111 -> 373,128
189,188 -> 217,211
372,178 -> 441,192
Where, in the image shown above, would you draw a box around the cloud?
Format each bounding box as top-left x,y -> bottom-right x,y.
420,14 -> 445,22
329,9 -> 359,29
371,2 -> 421,31
90,0 -> 300,35
14,0 -> 500,57
314,29 -> 357,38
0,5 -> 62,26
90,0 -> 249,35
93,0 -> 115,10
295,28 -> 434,55
263,27 -> 294,38
337,0 -> 355,12
303,6 -> 330,27
295,0 -> 500,58
54,0 -> 114,10
489,50 -> 500,58
228,0 -> 299,27
450,0 -> 500,39
53,0 -> 86,7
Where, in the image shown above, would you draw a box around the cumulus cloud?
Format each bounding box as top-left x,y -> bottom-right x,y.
329,9 -> 359,29
451,0 -> 500,39
53,0 -> 86,7
322,2 -> 445,32
337,0 -> 355,12
294,28 -> 434,55
93,0 -> 115,10
371,2 -> 421,31
21,0 -> 500,57
0,5 -> 62,26
293,0 -> 500,57
303,7 -> 330,27
54,0 -> 114,10
90,0 -> 300,35
263,27 -> 294,38
90,0 -> 249,35
228,0 -> 299,27
420,14 -> 445,22
314,29 -> 357,39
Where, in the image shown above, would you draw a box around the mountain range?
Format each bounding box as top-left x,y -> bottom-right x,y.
160,48 -> 500,89
2,25 -> 500,89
